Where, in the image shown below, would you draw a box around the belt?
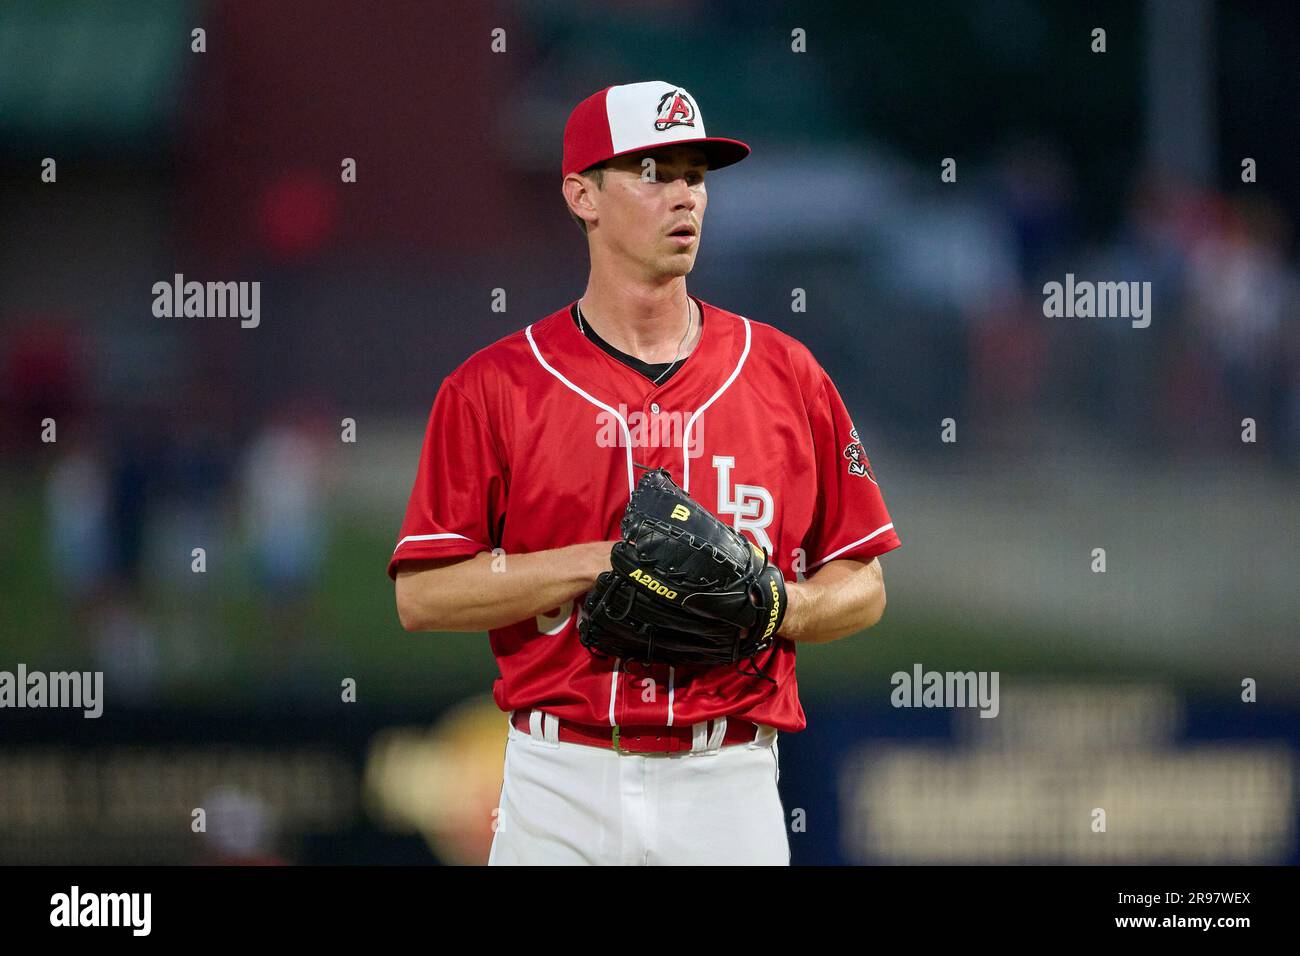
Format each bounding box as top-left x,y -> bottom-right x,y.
511,708 -> 763,755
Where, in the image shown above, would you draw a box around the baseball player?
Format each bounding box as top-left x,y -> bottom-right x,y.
390,81 -> 900,866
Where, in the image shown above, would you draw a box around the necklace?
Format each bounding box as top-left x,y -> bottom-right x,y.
577,297 -> 695,386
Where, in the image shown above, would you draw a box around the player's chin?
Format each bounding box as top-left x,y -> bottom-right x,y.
658,248 -> 698,275
658,259 -> 695,278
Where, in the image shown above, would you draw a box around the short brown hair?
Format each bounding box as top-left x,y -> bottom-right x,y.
567,165 -> 605,234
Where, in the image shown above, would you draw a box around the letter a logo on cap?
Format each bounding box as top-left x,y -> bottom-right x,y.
654,90 -> 696,131
561,80 -> 750,179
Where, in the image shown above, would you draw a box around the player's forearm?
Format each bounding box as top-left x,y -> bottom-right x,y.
778,557 -> 886,644
396,541 -> 613,632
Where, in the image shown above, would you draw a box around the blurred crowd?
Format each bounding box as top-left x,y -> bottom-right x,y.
903,157 -> 1298,461
1,339 -> 336,697
665,143 -> 1300,463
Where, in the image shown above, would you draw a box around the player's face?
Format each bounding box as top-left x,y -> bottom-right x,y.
592,145 -> 708,280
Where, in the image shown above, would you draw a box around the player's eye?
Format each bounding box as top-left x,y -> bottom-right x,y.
652,169 -> 703,186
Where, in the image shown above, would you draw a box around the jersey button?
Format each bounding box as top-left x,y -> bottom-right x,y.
650,402 -> 660,414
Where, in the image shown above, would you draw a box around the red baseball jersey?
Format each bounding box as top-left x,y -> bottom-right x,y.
388,298 -> 901,732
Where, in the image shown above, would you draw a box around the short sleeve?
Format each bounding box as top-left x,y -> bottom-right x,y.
387,378 -> 508,579
803,367 -> 901,570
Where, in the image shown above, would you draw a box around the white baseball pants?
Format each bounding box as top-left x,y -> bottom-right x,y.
488,711 -> 790,866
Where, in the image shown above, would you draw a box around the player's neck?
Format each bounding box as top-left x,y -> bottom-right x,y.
577,278 -> 698,365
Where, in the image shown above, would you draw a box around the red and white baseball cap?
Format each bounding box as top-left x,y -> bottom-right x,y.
562,81 -> 750,178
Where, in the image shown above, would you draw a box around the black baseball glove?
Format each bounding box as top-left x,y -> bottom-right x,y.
578,468 -> 786,676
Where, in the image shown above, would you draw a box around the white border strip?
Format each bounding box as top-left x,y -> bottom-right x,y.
526,323 -> 635,495
607,657 -> 622,727
393,532 -> 473,553
809,522 -> 895,568
682,316 -> 752,492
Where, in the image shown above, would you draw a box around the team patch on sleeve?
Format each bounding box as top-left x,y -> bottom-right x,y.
842,426 -> 877,483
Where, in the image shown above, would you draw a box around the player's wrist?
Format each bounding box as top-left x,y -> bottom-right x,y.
575,539 -> 616,581
776,582 -> 809,641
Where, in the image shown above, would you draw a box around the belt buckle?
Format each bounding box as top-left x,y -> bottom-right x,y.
611,724 -> 679,755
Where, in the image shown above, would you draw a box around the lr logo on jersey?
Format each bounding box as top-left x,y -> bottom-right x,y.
713,455 -> 774,554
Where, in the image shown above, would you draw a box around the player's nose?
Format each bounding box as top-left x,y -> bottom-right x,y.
668,179 -> 697,211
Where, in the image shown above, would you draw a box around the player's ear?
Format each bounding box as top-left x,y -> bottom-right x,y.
563,173 -> 598,231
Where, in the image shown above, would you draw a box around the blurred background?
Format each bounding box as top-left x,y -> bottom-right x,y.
1,0 -> 1297,864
